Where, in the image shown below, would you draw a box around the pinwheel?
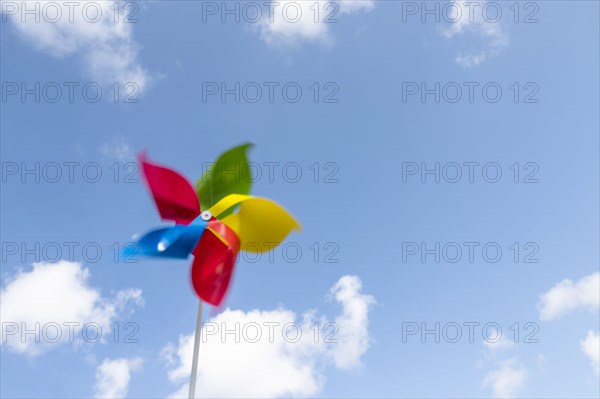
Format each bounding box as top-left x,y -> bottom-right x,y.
129,146 -> 300,306
127,144 -> 300,398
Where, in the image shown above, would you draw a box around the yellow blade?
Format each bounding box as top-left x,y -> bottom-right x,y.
208,194 -> 251,218
208,194 -> 301,253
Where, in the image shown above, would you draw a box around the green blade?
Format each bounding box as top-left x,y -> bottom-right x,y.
195,143 -> 254,214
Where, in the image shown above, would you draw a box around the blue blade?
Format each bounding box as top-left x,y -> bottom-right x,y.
127,217 -> 208,259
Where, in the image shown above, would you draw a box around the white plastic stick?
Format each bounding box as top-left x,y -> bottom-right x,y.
188,300 -> 203,399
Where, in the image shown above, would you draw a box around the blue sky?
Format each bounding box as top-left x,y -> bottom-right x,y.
1,1 -> 599,398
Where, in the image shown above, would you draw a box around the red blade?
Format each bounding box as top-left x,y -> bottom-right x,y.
190,220 -> 239,306
139,153 -> 200,225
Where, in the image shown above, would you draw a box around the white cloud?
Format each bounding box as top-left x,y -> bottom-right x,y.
257,1 -> 331,47
94,357 -> 142,399
580,330 -> 600,376
337,0 -> 374,14
328,275 -> 375,369
441,1 -> 509,67
164,309 -> 324,398
482,358 -> 527,398
256,0 -> 374,47
477,336 -> 515,370
483,336 -> 516,353
538,272 -> 600,321
1,1 -> 150,91
535,353 -> 548,371
0,261 -> 143,355
455,53 -> 487,68
99,136 -> 134,162
163,275 -> 375,398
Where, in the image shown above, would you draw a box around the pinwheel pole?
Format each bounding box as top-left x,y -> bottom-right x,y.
188,301 -> 203,399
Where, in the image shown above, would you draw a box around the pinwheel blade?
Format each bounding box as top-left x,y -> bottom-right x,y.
139,153 -> 200,224
209,194 -> 301,253
190,220 -> 239,306
194,143 -> 254,215
129,221 -> 207,259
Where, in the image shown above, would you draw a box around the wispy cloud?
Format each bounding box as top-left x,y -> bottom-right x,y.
1,1 -> 151,91
538,272 -> 600,376
483,335 -> 516,353
440,1 -> 509,67
328,275 -> 376,369
538,272 -> 600,321
99,136 -> 134,162
256,0 -> 374,48
580,330 -> 600,376
94,357 -> 143,399
482,358 -> 527,398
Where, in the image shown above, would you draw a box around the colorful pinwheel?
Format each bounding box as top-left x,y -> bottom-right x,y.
129,145 -> 300,306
